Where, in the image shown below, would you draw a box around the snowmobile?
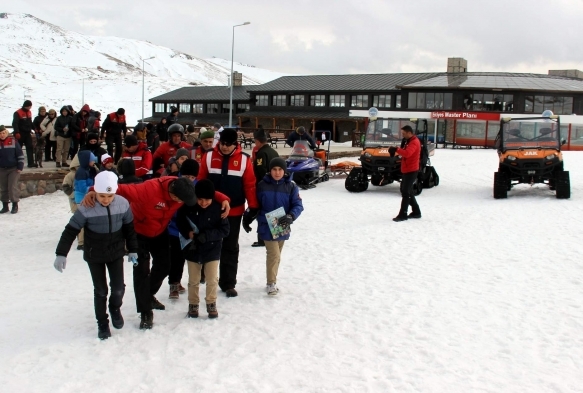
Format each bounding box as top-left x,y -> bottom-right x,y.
493,110 -> 570,199
286,131 -> 331,190
345,114 -> 438,193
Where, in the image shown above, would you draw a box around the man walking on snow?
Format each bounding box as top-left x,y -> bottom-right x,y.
389,125 -> 421,222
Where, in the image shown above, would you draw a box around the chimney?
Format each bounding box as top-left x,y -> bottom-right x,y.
548,69 -> 583,79
232,71 -> 243,86
447,57 -> 468,73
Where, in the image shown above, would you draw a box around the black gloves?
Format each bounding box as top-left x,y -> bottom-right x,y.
277,214 -> 294,226
197,233 -> 206,244
242,208 -> 259,233
388,146 -> 397,157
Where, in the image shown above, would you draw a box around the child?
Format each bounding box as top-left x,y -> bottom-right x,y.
62,154 -> 85,250
100,153 -> 119,177
53,171 -> 138,339
176,179 -> 229,319
74,150 -> 97,204
243,157 -> 303,295
162,148 -> 189,177
34,133 -> 46,168
117,157 -> 143,184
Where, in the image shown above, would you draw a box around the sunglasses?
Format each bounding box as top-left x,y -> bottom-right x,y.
220,141 -> 235,147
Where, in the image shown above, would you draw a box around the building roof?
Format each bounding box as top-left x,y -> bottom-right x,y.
150,86 -> 250,102
245,73 -> 445,92
240,110 -> 351,120
142,113 -> 230,126
401,72 -> 583,92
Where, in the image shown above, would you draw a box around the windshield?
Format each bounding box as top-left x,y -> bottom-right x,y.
364,119 -> 414,147
502,119 -> 560,150
289,140 -> 314,160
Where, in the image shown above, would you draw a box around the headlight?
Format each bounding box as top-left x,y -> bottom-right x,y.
363,152 -> 372,158
545,154 -> 556,160
507,155 -> 517,161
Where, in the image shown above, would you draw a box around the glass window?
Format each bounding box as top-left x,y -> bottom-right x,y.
408,93 -> 417,109
503,95 -> 514,112
310,95 -> 326,107
221,104 -> 230,114
273,95 -> 286,106
425,93 -> 435,109
350,95 -> 368,108
290,95 -> 304,106
329,95 -> 345,107
563,97 -> 573,114
443,93 -> 452,110
236,103 -> 249,113
167,103 -> 178,111
206,104 -> 218,113
154,103 -> 165,112
525,96 -> 534,113
193,104 -> 203,114
434,93 -> 443,109
396,95 -> 401,109
179,103 -> 191,113
373,95 -> 391,108
416,93 -> 425,109
473,94 -> 484,110
533,96 -> 544,113
464,95 -> 473,110
256,95 -> 269,106
457,120 -> 486,139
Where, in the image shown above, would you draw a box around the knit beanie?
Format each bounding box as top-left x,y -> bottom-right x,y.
117,108 -> 125,115
219,128 -> 238,145
101,153 -> 114,166
180,159 -> 199,177
269,157 -> 287,170
87,132 -> 99,143
23,100 -> 32,108
195,179 -> 215,199
200,130 -> 214,140
94,171 -> 118,194
124,135 -> 138,147
170,177 -> 197,206
175,148 -> 190,160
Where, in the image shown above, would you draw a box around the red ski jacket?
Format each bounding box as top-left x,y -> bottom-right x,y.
197,144 -> 258,216
396,136 -> 421,173
153,141 -> 193,167
115,177 -> 229,238
121,142 -> 153,178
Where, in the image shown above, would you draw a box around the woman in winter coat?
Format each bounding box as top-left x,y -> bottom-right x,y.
156,117 -> 169,142
40,109 -> 58,162
54,106 -> 72,167
79,132 -> 107,167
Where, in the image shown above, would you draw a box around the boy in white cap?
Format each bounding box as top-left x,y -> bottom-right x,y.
53,171 -> 138,340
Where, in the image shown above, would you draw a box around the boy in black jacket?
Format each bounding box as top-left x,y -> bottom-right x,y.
177,179 -> 229,319
53,171 -> 138,339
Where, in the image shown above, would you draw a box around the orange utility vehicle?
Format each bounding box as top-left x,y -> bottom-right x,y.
494,110 -> 570,199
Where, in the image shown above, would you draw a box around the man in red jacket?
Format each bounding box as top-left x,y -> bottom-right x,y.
12,100 -> 36,168
197,128 -> 258,297
389,125 -> 421,222
152,124 -> 192,171
82,177 -> 230,329
121,135 -> 153,180
101,108 -> 127,164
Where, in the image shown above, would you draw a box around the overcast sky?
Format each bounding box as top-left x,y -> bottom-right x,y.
6,0 -> 583,75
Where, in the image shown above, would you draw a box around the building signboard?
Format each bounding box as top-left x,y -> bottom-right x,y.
431,111 -> 500,121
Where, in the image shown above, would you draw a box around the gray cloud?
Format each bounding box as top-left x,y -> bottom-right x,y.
6,0 -> 583,75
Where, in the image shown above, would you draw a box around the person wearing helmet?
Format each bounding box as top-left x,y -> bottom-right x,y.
152,123 -> 192,171
285,126 -> 316,150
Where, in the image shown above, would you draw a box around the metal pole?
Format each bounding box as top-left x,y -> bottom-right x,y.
229,22 -> 250,128
142,59 -> 145,122
82,78 -> 85,106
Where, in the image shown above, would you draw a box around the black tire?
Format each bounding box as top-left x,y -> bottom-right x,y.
494,171 -> 508,199
422,166 -> 439,188
414,178 -> 423,196
345,167 -> 369,192
555,171 -> 570,199
434,173 -> 439,186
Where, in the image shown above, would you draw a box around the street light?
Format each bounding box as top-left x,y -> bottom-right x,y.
229,22 -> 250,127
142,56 -> 155,121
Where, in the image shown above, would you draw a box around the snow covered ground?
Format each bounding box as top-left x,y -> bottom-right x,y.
1,149 -> 583,392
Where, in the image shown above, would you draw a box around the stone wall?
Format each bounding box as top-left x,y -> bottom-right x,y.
18,170 -> 66,198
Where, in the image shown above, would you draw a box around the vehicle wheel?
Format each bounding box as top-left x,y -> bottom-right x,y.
555,171 -> 570,199
322,173 -> 330,182
422,166 -> 437,188
414,179 -> 423,196
433,173 -> 440,186
493,171 -> 508,199
345,167 -> 369,192
371,174 -> 382,186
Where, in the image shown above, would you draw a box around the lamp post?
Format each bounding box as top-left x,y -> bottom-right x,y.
229,22 -> 250,128
142,56 -> 155,121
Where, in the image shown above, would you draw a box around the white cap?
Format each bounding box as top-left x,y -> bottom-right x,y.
94,171 -> 118,194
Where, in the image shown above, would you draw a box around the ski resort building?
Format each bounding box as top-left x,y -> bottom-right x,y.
147,59 -> 583,150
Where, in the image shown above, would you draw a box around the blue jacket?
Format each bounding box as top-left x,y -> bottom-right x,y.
0,136 -> 24,171
257,174 -> 304,241
176,200 -> 230,263
74,150 -> 97,204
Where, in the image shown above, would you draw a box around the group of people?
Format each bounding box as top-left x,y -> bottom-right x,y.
52,117 -> 305,340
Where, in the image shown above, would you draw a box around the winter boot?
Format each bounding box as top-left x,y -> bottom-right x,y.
178,283 -> 186,293
56,162 -> 61,168
139,311 -> 153,330
169,284 -> 179,300
225,288 -> 238,298
151,296 -> 165,310
0,202 -> 9,214
10,202 -> 18,214
266,283 -> 279,296
206,302 -> 218,319
61,162 -> 70,167
187,304 -> 199,318
97,322 -> 111,340
392,214 -> 408,222
110,308 -> 124,329
408,211 -> 422,219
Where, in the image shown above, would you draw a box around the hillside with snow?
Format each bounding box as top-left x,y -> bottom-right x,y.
0,13 -> 286,124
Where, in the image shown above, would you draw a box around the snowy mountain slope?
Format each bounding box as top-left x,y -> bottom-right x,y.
0,13 -> 286,124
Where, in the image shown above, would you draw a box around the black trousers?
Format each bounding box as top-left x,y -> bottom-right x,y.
168,234 -> 186,284
134,230 -> 170,313
399,171 -> 420,215
20,133 -> 34,166
219,215 -> 242,291
87,259 -> 125,325
106,134 -> 123,164
69,138 -> 80,160
45,140 -> 56,161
